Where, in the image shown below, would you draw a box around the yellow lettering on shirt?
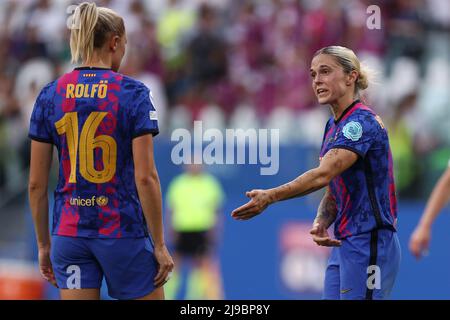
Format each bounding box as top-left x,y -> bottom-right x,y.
66,83 -> 108,99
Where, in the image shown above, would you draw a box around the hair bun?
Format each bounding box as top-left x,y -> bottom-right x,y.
356,68 -> 369,91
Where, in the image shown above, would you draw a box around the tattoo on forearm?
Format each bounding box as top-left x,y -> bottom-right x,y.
273,170 -> 322,202
315,191 -> 337,228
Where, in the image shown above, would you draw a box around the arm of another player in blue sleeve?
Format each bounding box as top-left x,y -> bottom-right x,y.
28,85 -> 54,144
130,84 -> 160,139
331,115 -> 381,158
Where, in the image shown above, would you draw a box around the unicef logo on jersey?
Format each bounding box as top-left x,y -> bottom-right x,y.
69,195 -> 109,207
343,121 -> 363,142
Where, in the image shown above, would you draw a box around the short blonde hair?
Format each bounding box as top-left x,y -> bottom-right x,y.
314,46 -> 372,93
70,2 -> 125,64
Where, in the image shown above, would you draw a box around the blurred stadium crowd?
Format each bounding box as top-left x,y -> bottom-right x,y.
0,0 -> 449,202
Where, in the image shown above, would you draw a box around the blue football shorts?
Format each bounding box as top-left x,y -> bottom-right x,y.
51,235 -> 159,299
323,228 -> 401,300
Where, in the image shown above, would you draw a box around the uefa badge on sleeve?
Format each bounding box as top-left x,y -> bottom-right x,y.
149,111 -> 158,121
343,121 -> 363,142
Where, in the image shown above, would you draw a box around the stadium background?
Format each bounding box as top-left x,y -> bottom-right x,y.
0,0 -> 449,299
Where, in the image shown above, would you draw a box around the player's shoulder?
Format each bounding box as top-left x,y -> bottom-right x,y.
120,76 -> 152,108
324,116 -> 334,131
121,75 -> 149,93
37,80 -> 58,99
33,80 -> 59,112
345,103 -> 385,131
350,102 -> 376,118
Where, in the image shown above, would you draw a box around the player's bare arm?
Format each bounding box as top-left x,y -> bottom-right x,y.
410,166 -> 450,259
133,134 -> 174,287
310,187 -> 341,247
231,148 -> 357,220
314,187 -> 338,228
28,140 -> 57,287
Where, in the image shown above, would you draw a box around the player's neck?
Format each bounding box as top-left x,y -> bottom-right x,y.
329,94 -> 358,120
81,52 -> 112,69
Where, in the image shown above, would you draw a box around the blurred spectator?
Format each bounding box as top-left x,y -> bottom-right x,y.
187,4 -> 227,88
182,3 -> 231,118
12,26 -> 48,62
384,0 -> 427,76
140,19 -> 165,78
387,92 -> 418,197
157,0 -> 195,65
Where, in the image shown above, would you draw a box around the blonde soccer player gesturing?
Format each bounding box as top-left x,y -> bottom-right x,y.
233,46 -> 401,300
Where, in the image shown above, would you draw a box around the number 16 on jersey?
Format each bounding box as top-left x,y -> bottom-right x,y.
55,112 -> 117,184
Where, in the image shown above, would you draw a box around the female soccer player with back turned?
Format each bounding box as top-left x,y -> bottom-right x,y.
28,2 -> 173,300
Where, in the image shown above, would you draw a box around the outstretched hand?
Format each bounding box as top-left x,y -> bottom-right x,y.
310,222 -> 342,247
231,189 -> 272,220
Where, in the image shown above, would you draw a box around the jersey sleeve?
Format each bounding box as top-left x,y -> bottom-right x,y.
130,84 -> 159,139
28,84 -> 54,144
331,115 -> 382,158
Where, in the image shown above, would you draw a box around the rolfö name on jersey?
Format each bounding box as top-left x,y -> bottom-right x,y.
66,82 -> 108,99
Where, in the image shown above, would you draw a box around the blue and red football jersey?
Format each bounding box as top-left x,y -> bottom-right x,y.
29,67 -> 159,238
319,100 -> 398,239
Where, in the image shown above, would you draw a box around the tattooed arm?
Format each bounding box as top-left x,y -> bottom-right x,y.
309,187 -> 341,247
314,187 -> 338,228
232,148 -> 357,220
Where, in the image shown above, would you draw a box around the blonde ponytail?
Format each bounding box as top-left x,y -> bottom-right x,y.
70,2 -> 98,64
70,2 -> 125,64
356,62 -> 370,91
